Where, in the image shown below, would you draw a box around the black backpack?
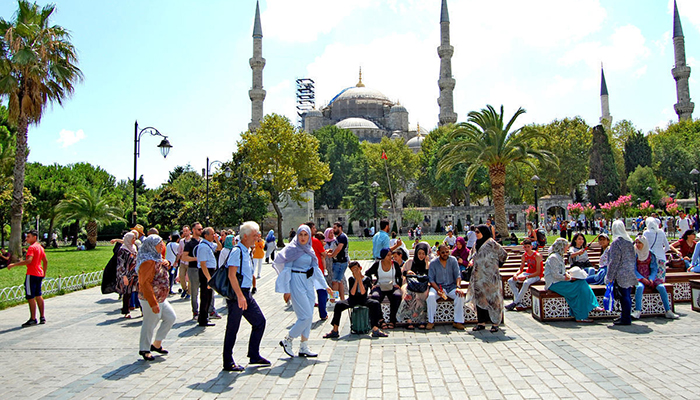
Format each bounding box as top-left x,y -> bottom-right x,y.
536,229 -> 547,247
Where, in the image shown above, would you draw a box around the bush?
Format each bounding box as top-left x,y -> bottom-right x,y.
456,219 -> 463,233
435,220 -> 443,233
391,220 -> 398,234
347,222 -> 354,235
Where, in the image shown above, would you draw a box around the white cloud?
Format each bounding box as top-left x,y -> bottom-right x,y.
57,129 -> 85,148
558,25 -> 650,72
544,76 -> 578,99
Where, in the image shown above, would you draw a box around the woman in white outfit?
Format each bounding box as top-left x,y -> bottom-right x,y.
643,216 -> 670,281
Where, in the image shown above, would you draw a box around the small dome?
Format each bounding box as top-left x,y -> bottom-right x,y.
390,104 -> 407,113
390,131 -> 402,140
335,117 -> 379,130
406,135 -> 425,149
304,109 -> 322,117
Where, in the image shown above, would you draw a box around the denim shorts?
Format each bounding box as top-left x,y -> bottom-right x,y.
331,262 -> 348,282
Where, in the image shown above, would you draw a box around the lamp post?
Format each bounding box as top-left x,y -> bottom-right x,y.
646,186 -> 653,203
691,169 -> 699,228
133,121 -> 172,226
531,175 -> 540,229
205,157 -> 232,225
586,178 -> 597,204
371,181 -> 379,232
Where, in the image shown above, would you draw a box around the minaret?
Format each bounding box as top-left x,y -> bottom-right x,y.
600,64 -> 612,129
437,0 -> 457,126
672,0 -> 694,121
248,1 -> 266,131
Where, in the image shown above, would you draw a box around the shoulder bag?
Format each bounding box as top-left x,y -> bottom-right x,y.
208,250 -> 243,301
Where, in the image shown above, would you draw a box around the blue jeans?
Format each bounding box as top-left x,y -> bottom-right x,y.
331,262 -> 348,282
635,282 -> 670,311
317,289 -> 328,319
616,285 -> 632,324
585,267 -> 607,285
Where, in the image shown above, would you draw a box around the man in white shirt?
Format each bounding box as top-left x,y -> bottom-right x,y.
678,212 -> 692,236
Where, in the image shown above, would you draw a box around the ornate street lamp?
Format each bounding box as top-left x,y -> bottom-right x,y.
371,181 -> 380,231
205,157 -> 232,224
133,121 -> 172,226
691,169 -> 699,227
531,175 -> 540,228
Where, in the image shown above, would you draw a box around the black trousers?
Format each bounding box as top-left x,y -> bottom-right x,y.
370,287 -> 402,323
330,297 -> 382,328
476,305 -> 495,324
198,268 -> 214,326
223,289 -> 266,368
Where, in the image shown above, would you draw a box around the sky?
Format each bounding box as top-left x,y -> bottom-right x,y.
0,0 -> 698,189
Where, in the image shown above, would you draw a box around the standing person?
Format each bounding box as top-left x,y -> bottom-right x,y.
7,230 -> 48,327
323,227 -> 335,274
505,239 -> 542,311
305,222 -> 330,320
372,219 -> 401,260
465,226 -> 477,251
605,220 -> 638,326
467,225 -> 507,332
165,234 -> 180,295
426,245 -> 466,330
195,227 -> 222,327
643,216 -> 670,282
276,225 -> 333,358
264,230 -> 276,263
566,220 -> 574,242
136,235 -> 176,361
115,231 -> 139,319
364,248 -> 403,330
182,222 -> 202,320
326,222 -> 349,301
632,235 -> 678,320
253,235 -> 265,278
222,221 -> 270,372
176,226 -> 191,299
678,211 -> 692,237
560,220 -> 568,239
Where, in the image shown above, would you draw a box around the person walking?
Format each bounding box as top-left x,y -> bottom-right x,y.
276,225 -> 333,358
165,233 -> 180,295
8,230 -> 48,327
115,231 -> 139,319
264,230 -> 276,263
195,227 -> 222,327
136,235 -> 176,361
253,235 -> 265,278
181,222 -> 203,320
176,225 -> 191,299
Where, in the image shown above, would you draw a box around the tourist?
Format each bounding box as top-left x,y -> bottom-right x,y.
115,231 -> 139,319
560,220 -> 568,239
195,227 -> 222,327
372,219 -> 401,260
253,234 -> 265,278
643,216 -> 670,281
392,247 -> 408,267
326,222 -> 349,301
569,233 -> 593,270
416,225 -> 422,240
544,238 -> 601,323
264,230 -> 276,263
218,235 -> 235,273
451,236 -> 470,279
165,233 -> 180,295
222,221 -> 269,372
305,222 -> 330,320
633,236 -> 678,319
397,242 -> 431,329
390,231 -> 399,247
506,239 -> 542,311
427,244 -> 466,330
670,229 -> 696,270
365,248 -> 403,329
181,222 -> 203,320
605,221 -> 636,326
678,211 -> 692,237
432,241 -> 440,255
323,227 -> 335,273
277,225 -> 333,357
485,219 -> 496,239
466,225 -> 477,251
136,235 -> 176,361
288,228 -> 296,242
323,261 -> 387,338
175,225 -> 191,299
566,220 -> 574,241
7,230 -> 48,327
444,230 -> 457,249
467,225 -> 507,332
525,222 -> 538,250
585,233 -> 611,285
412,238 -> 420,249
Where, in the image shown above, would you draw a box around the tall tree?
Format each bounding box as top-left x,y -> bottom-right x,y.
627,165 -> 662,206
56,187 -> 123,250
588,125 -> 621,206
438,105 -> 556,236
0,1 -> 83,258
238,114 -> 330,246
313,125 -> 362,209
147,186 -> 186,233
418,125 -> 473,206
361,137 -> 418,207
623,130 -> 652,177
648,119 -> 700,197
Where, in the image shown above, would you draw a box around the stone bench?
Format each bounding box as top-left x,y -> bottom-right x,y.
530,283 -> 674,322
691,280 -> 700,312
665,272 -> 698,302
379,296 -> 488,325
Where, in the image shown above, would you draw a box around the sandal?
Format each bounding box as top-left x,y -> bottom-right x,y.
380,322 -> 388,330
387,323 -> 394,330
323,330 -> 339,339
472,325 -> 486,331
124,314 -> 132,319
417,324 -> 426,330
490,326 -> 499,333
406,324 -> 415,330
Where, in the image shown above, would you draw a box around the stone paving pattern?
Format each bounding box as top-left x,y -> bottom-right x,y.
1,261 -> 699,399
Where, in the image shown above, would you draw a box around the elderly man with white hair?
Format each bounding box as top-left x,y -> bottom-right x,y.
222,221 -> 270,372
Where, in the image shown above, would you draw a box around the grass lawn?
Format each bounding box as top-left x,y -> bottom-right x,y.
0,245 -> 114,290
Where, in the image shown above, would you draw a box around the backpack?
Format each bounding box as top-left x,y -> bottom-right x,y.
350,306 -> 371,334
536,229 -> 547,247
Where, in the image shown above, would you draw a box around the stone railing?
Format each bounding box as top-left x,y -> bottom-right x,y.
0,270 -> 103,304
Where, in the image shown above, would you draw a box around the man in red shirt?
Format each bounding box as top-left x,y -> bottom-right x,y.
8,230 -> 48,327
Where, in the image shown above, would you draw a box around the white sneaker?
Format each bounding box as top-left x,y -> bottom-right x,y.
664,310 -> 679,319
298,342 -> 318,357
279,336 -> 294,357
631,310 -> 641,319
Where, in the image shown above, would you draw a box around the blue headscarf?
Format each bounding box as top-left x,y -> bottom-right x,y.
135,234 -> 163,273
273,225 -> 317,269
265,230 -> 275,243
223,235 -> 235,250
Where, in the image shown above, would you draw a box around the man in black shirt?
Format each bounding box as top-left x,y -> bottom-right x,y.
182,222 -> 202,320
323,261 -> 387,338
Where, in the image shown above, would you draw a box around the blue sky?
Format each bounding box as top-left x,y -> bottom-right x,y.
0,0 -> 698,188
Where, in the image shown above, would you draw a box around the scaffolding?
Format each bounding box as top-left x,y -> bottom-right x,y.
296,78 -> 315,126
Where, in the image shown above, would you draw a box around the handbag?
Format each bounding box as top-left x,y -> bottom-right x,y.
603,282 -> 615,312
208,250 -> 243,301
406,274 -> 429,293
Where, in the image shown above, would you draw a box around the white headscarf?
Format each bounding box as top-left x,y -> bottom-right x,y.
644,216 -> 662,233
634,235 -> 650,261
120,232 -> 137,254
612,220 -> 632,242
273,225 -> 318,270
134,234 -> 163,273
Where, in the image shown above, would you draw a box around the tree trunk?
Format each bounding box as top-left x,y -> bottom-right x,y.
70,220 -> 79,246
489,164 -> 509,237
464,184 -> 471,207
86,220 -> 97,250
9,117 -> 28,262
271,200 -> 284,248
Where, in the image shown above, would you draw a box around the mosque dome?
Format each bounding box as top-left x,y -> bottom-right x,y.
406,135 -> 425,149
390,103 -> 408,113
335,117 -> 379,130
335,86 -> 391,103
305,109 -> 322,118
390,131 -> 403,140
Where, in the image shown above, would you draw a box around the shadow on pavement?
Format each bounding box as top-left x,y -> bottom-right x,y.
102,358 -> 163,380
606,324 -> 653,334
0,326 -> 24,335
95,298 -> 119,304
468,329 -> 517,342
178,325 -> 207,338
96,317 -> 127,326
186,371 -> 242,393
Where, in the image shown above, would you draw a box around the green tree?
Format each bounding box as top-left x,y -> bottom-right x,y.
623,130 -> 652,177
56,187 -> 123,250
418,125 -> 473,206
147,186 -> 186,233
0,1 -> 83,258
238,114 -> 330,246
313,125 -> 362,209
438,105 -> 556,236
648,119 -> 700,197
345,160 -> 385,229
24,163 -> 72,241
627,165 -> 662,206
208,155 -> 269,228
588,125 -> 621,205
402,208 -> 424,228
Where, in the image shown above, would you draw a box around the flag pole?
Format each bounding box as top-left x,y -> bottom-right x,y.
381,150 -> 396,224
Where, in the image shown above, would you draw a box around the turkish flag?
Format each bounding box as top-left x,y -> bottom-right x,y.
381,151 -> 388,160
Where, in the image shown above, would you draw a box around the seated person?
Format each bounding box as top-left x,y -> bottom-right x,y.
0,248 -> 10,269
397,242 -> 431,329
323,261 -> 388,338
412,238 -> 420,249
670,229 -> 696,270
431,241 -> 440,255
392,247 -> 408,269
568,233 -> 593,270
506,233 -> 519,246
506,239 -> 543,311
451,236 -> 470,276
632,236 -> 678,319
443,230 -> 457,249
585,233 -> 610,285
426,245 -> 466,330
365,248 -> 403,329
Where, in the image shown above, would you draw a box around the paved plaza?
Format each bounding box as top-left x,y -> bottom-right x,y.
1,263 -> 699,400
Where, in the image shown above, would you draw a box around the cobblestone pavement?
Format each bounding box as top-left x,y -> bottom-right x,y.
1,261 -> 699,399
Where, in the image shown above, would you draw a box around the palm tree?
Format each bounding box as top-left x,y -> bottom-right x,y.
438,105 -> 556,236
56,187 -> 123,250
0,1 -> 83,258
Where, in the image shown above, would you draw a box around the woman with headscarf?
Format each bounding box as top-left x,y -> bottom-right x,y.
467,225 -> 507,332
218,235 -> 235,270
276,225 -> 333,358
264,230 -> 276,263
544,238 -> 602,323
115,231 -> 139,319
452,236 -> 471,280
397,242 -> 431,329
137,234 -> 176,361
605,220 -> 637,325
632,235 -> 678,320
643,216 -> 670,281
